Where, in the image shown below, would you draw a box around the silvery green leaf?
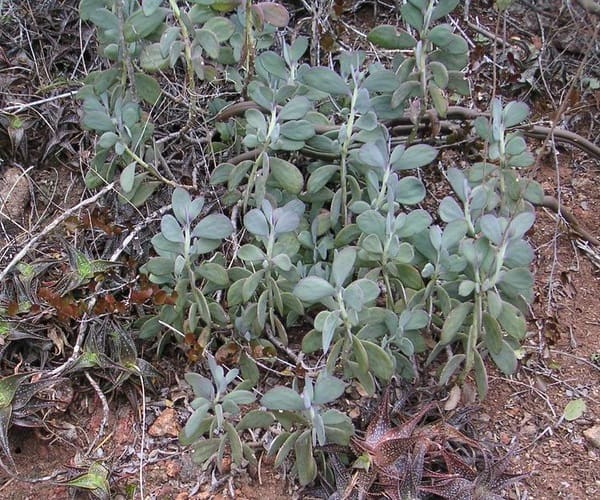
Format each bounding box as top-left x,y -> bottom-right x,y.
313,373 -> 346,405
270,157 -> 304,194
294,276 -> 336,302
247,81 -> 274,109
287,36 -> 308,63
431,0 -> 460,20
439,354 -> 465,385
307,165 -> 338,193
332,247 -> 357,288
429,81 -> 448,117
398,308 -> 429,330
171,187 -> 194,225
273,212 -> 301,235
244,209 -> 269,238
429,226 -> 443,250
361,233 -> 383,254
507,211 -> 535,240
505,135 -> 527,155
504,239 -> 534,268
523,180 -> 544,204
367,25 -> 417,49
179,403 -> 212,446
245,108 -> 267,131
223,390 -> 256,405
161,214 -> 184,243
357,210 -> 386,240
355,111 -> 378,131
361,340 -> 394,380
302,67 -> 349,95
359,142 -> 387,170
198,262 -> 229,286
390,241 -> 414,263
400,2 -> 424,31
487,290 -> 503,318
191,238 -> 222,255
391,80 -> 421,109
256,51 -> 288,80
343,284 -> 364,311
483,312 -> 503,354
480,214 -> 503,245
185,373 -> 215,400
251,1 -> 290,27
306,134 -> 339,155
458,280 -> 475,297
489,339 -> 518,374
347,279 -> 380,304
261,386 -> 304,411
447,70 -> 471,95
497,301 -> 527,340
98,131 -> 119,149
203,16 -> 235,43
238,244 -> 265,262
508,151 -> 534,167
396,209 -> 432,237
279,120 -> 314,141
439,196 -> 464,222
192,214 -> 233,239
499,268 -> 533,298
442,219 -> 469,250
354,87 -> 372,114
279,96 -> 311,121
503,101 -> 529,127
295,430 -> 317,485
143,256 -> 174,276
196,28 -> 219,59
396,176 -> 426,205
363,69 -> 400,92
120,162 -> 136,193
242,270 -> 263,302
440,302 -> 472,344
446,167 -> 467,202
236,409 -> 275,431
272,253 -> 292,271
429,61 -> 449,88
473,116 -> 490,141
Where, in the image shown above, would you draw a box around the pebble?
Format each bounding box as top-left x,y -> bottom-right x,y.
583,424 -> 600,448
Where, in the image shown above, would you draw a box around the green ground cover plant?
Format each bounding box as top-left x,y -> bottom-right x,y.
0,0 -> 546,495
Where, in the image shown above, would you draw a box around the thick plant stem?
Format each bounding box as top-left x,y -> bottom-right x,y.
339,85 -> 358,226
168,0 -> 197,120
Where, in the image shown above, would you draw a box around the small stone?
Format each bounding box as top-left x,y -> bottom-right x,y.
148,408 -> 180,437
583,424 -> 600,448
